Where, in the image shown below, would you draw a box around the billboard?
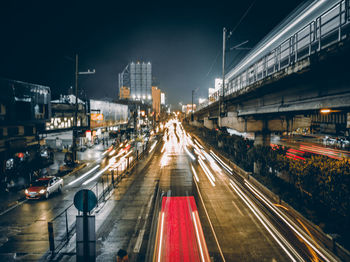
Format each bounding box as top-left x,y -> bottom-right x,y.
119,86 -> 130,99
90,113 -> 104,121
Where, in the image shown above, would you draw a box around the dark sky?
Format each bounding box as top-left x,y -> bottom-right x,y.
0,0 -> 305,107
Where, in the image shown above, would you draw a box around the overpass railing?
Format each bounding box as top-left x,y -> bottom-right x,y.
205,0 -> 350,108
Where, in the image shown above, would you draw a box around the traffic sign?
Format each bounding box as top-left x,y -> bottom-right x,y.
74,189 -> 97,213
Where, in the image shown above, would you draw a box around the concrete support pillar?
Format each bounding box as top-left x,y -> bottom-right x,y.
204,117 -> 214,130
254,119 -> 270,146
190,120 -> 203,128
254,132 -> 271,146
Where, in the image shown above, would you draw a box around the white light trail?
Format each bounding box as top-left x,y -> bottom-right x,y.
82,164 -> 110,185
157,212 -> 165,262
230,181 -> 301,261
201,150 -> 221,172
161,144 -> 166,153
198,158 -> 215,186
192,212 -> 206,262
68,165 -> 100,186
210,150 -> 233,174
185,146 -> 196,161
191,164 -> 199,182
149,141 -> 157,153
244,180 -> 334,262
108,149 -> 116,156
194,139 -> 204,149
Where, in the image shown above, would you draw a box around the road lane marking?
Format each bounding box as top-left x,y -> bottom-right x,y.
198,158 -> 215,186
134,190 -> 156,253
244,180 -> 335,262
231,200 -> 244,217
134,229 -> 145,253
230,181 -> 302,261
194,178 -> 226,262
191,164 -> 199,182
0,198 -> 27,216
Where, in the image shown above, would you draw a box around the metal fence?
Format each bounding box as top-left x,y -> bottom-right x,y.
47,140 -> 153,255
206,0 -> 350,107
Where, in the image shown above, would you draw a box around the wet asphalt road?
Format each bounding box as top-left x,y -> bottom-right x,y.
0,142 -> 131,261
0,121 -> 341,261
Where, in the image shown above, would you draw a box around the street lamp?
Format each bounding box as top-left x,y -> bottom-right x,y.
72,54 -> 95,163
191,88 -> 199,121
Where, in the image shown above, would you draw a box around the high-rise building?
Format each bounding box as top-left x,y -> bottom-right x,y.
119,61 -> 152,102
152,86 -> 161,120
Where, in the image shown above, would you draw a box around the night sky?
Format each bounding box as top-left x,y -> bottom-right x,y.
0,0 -> 305,107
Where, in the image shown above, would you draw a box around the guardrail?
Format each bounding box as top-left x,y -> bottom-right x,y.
47,139 -> 154,256
204,0 -> 350,107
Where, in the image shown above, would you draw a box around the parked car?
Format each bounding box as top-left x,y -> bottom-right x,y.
25,176 -> 63,199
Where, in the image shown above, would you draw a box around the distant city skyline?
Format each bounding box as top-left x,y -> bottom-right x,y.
0,0 -> 304,106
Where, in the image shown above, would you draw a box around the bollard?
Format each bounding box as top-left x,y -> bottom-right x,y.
111,170 -> 115,186
65,210 -> 69,242
102,178 -> 105,201
48,221 -> 55,253
96,183 -> 99,207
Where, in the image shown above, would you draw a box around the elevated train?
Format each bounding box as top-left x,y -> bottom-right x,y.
207,0 -> 350,105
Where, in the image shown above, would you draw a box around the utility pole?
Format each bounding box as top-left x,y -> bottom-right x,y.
73,54 -> 79,163
191,90 -> 194,121
222,27 -> 226,100
72,54 -> 95,163
219,27 -> 226,121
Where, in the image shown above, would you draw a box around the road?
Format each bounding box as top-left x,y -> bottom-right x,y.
0,140 -> 138,261
0,119 -> 343,261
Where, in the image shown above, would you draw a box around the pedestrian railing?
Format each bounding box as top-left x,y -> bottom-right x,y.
204,0 -> 350,108
47,139 -> 156,256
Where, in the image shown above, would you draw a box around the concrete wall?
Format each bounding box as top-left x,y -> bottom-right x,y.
204,117 -> 215,129
190,120 -> 203,128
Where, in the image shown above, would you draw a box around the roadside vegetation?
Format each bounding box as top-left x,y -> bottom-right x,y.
183,123 -> 350,249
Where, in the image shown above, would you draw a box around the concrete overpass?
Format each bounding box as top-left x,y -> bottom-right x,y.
192,0 -> 350,145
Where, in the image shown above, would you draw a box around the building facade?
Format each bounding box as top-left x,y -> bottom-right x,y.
152,86 -> 161,121
0,78 -> 51,188
46,94 -> 89,132
119,62 -> 152,102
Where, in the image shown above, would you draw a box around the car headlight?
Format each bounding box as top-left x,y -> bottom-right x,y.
25,189 -> 28,194
39,189 -> 46,194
